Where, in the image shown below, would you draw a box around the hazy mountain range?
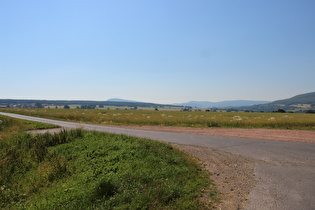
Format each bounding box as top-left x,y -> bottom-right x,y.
107,98 -> 270,108
1,92 -> 314,112
106,98 -> 139,103
107,92 -> 315,108
107,91 -> 315,112
172,100 -> 270,108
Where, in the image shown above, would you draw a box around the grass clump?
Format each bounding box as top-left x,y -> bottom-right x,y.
0,116 -> 218,209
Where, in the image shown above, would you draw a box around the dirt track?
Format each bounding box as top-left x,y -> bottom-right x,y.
112,125 -> 315,144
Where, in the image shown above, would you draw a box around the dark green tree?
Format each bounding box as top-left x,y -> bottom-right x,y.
277,109 -> 286,113
273,108 -> 286,113
35,102 -> 43,108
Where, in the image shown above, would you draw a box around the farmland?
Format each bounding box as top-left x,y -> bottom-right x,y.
1,108 -> 315,130
0,115 -> 218,209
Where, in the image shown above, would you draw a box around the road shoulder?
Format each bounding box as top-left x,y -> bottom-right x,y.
173,143 -> 257,209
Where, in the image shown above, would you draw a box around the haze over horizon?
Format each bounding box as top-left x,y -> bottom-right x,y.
1,0 -> 314,104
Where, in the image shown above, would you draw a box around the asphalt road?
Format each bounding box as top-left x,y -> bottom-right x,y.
1,112 -> 315,209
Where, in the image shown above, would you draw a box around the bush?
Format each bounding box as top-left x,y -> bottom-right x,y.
273,108 -> 286,113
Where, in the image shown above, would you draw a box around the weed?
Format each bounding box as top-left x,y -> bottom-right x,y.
207,121 -> 220,127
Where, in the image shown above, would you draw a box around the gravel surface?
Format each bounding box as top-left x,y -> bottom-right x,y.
173,144 -> 257,209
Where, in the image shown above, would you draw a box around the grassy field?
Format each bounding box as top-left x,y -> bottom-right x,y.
2,108 -> 315,130
0,115 -> 218,209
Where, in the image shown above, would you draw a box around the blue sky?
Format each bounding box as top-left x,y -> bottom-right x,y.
1,0 -> 314,104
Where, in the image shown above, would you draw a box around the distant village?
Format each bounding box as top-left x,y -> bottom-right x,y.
0,102 -> 50,109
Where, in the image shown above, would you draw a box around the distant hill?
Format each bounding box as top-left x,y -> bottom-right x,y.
173,100 -> 270,108
272,92 -> 315,106
106,98 -> 139,103
236,91 -> 315,112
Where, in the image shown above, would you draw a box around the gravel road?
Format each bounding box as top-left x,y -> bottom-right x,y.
1,112 -> 315,209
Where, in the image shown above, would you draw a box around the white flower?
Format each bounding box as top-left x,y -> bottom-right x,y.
233,116 -> 242,121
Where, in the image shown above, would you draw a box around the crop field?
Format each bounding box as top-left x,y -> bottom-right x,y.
0,115 -> 218,209
2,108 -> 315,130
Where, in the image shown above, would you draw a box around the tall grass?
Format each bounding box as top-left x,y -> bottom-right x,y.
2,108 -> 315,130
0,129 -> 83,208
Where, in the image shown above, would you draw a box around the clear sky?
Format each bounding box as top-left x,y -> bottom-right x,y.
1,0 -> 314,104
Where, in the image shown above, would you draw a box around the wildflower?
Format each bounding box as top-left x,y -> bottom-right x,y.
233,116 -> 242,121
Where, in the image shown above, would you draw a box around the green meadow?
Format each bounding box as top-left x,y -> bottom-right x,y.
0,115 -> 218,209
2,108 -> 315,130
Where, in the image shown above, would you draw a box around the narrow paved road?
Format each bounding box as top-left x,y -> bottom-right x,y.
1,112 -> 315,209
